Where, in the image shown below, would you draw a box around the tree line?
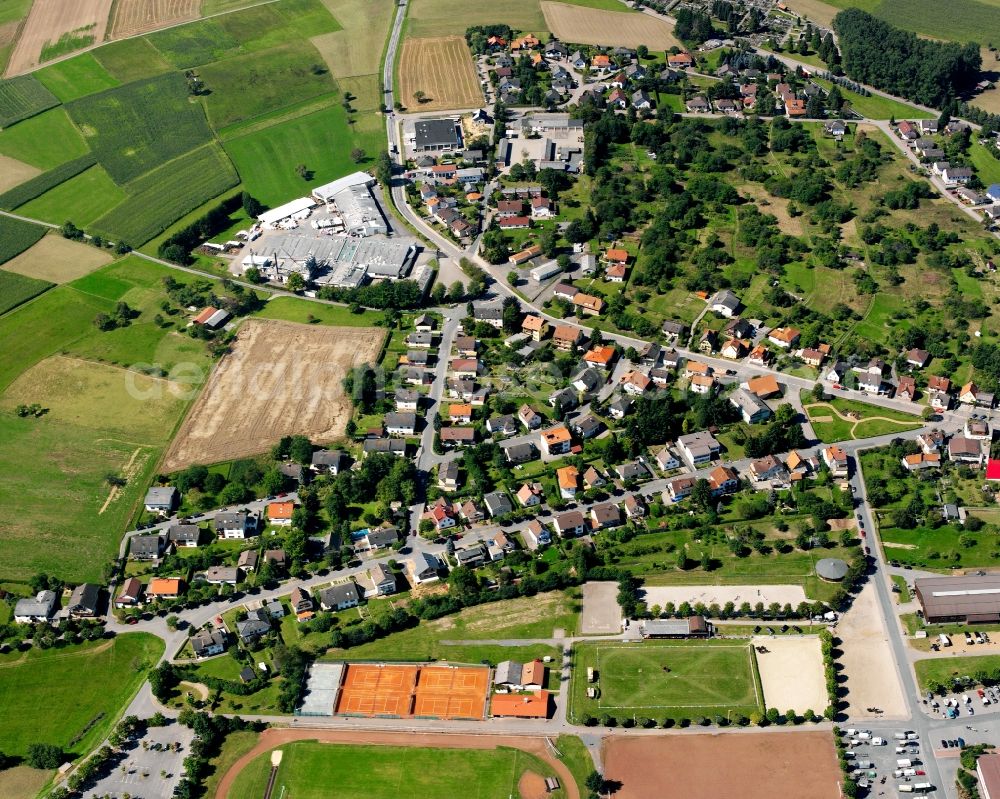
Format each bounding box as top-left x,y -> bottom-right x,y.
833,9 -> 981,108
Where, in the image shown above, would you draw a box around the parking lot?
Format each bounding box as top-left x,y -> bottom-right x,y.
843,727 -> 937,796
83,720 -> 193,799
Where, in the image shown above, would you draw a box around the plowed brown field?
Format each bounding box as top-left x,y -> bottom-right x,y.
398,35 -> 483,111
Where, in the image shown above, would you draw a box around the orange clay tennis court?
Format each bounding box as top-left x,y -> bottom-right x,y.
334,663 -> 489,720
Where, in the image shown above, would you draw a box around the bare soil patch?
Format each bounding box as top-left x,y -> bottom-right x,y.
398,36 -> 483,112
580,581 -> 622,635
6,0 -> 113,76
0,154 -> 40,194
108,0 -> 200,39
216,729 -> 580,799
973,47 -> 1000,114
836,581 -> 908,719
541,2 -> 681,49
639,584 -> 808,607
162,319 -> 383,471
1,234 -> 110,283
519,770 -> 547,799
603,731 -> 841,799
752,635 -> 827,714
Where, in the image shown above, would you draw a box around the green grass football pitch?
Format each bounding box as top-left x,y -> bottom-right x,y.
572,642 -> 764,720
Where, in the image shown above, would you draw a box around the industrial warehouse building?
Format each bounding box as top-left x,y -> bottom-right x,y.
914,574 -> 1000,623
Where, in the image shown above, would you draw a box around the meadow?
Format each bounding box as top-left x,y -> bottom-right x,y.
66,72 -> 215,183
18,164 -> 125,227
223,102 -> 383,206
92,37 -> 174,82
34,52 -> 119,102
0,108 -> 90,169
0,258 -> 215,582
0,634 -> 164,757
407,0 -> 548,37
0,74 -> 58,127
230,742 -> 562,799
914,653 -> 1000,692
91,143 -> 239,245
0,154 -> 98,211
570,641 -> 763,722
0,216 -> 46,266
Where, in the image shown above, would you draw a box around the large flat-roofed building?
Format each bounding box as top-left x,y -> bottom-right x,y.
915,574 -> 1000,623
412,118 -> 462,152
311,171 -> 375,204
639,617 -> 713,638
329,183 -> 387,237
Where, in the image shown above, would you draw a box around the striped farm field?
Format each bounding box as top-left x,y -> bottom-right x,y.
540,2 -> 683,49
398,36 -> 483,111
109,0 -> 201,38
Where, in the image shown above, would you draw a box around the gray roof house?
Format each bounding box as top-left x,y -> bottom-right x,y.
131,533 -> 165,561
730,388 -> 772,424
191,629 -> 227,658
168,524 -> 200,548
318,582 -> 361,611
144,486 -> 178,513
200,566 -> 240,585
494,660 -> 523,687
67,583 -> 100,617
484,491 -> 514,518
505,442 -> 537,464
311,449 -> 345,474
14,590 -> 58,623
237,609 -> 272,642
711,290 -> 741,317
215,511 -> 254,539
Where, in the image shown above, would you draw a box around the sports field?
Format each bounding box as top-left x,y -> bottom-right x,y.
335,663 -> 489,719
570,641 -> 764,721
0,633 -> 164,758
398,36 -> 483,112
541,2 -> 682,49
603,732 -> 841,799
225,735 -> 573,799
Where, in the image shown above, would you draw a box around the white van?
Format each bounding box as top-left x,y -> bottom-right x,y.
899,786 -> 914,793
963,694 -> 972,704
939,634 -> 951,647
906,732 -> 920,740
895,747 -> 908,754
857,732 -> 872,740
894,732 -> 907,740
873,737 -> 886,746
897,759 -> 912,768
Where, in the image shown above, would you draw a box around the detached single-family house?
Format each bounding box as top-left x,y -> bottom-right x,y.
267,502 -> 295,527
554,510 -> 586,538
484,491 -> 514,518
557,465 -> 579,499
131,533 -> 166,561
14,590 -> 58,623
114,577 -> 143,608
823,445 -> 849,477
215,511 -> 255,540
318,582 -> 361,611
144,486 -> 178,514
541,425 -> 572,456
730,388 -> 772,424
66,583 -> 99,618
191,629 -> 227,658
711,290 -> 741,318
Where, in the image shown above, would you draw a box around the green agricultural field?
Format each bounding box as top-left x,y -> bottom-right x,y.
0,0 -> 32,71
18,165 -> 126,227
0,107 -> 89,170
0,634 -> 164,757
91,144 -> 239,245
223,103 -> 384,206
915,654 -> 1000,692
969,142 -> 1000,187
230,742 -> 565,799
0,154 -> 97,211
570,641 -> 763,722
92,37 -> 174,82
146,18 -> 242,67
0,270 -> 52,315
198,43 -> 337,131
406,0 -> 547,37
34,52 -> 120,102
66,72 -> 215,183
0,216 -> 46,266
0,74 -> 59,128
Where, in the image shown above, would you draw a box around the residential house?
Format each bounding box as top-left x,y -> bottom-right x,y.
902,452 -> 941,471
905,348 -> 930,368
505,442 -> 537,464
146,578 -> 183,601
519,404 -> 543,430
591,502 -> 621,530
665,475 -> 697,502
572,367 -> 604,394
557,465 -> 579,499
425,497 -> 457,531
267,501 -> 295,527
522,315 -> 548,340
541,425 -> 572,456
364,438 -> 407,457
395,390 -> 421,412
747,374 -> 781,399
667,52 -> 693,68
440,426 -> 476,447
584,345 -> 617,370
67,583 -> 99,618
237,609 -> 272,642
114,577 -> 143,608
823,445 -> 849,477
897,376 -> 916,401
448,403 -> 473,424
460,498 -> 485,524
749,455 -> 787,483
290,586 -> 314,617
363,526 -> 399,551
191,629 -> 227,658
484,491 -> 514,518
237,549 -> 259,573
553,324 -> 584,351
410,552 -> 441,584
918,429 -> 946,453
801,348 -> 825,367
312,450 -> 346,475
824,362 -> 849,385
215,511 -> 255,540
438,459 -> 460,490
574,415 -> 602,440
583,465 -> 606,489
144,486 -> 178,514
131,534 -> 166,561
768,327 -> 800,349
554,510 -> 586,538
965,418 -> 991,440
960,382 -> 982,405
616,460 -> 650,482
367,563 -> 397,596
455,544 -> 487,569
685,360 -> 712,379
690,374 -> 715,395
624,494 -> 646,519
620,370 -> 652,396
730,388 -> 772,424
516,482 -> 545,507
13,590 -> 57,623
949,435 -> 984,466
522,519 -> 551,550
200,566 -> 239,586
454,335 -> 478,357
678,431 -> 721,465
573,292 -> 605,316
711,290 -> 741,317
655,447 -> 680,472
318,582 -> 361,611
720,338 -> 748,360
685,96 -> 710,113
708,466 -> 739,495
608,396 -> 632,419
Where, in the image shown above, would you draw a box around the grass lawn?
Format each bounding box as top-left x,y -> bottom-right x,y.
16,165 -> 126,227
223,101 -> 385,207
254,296 -> 382,327
803,395 -> 921,443
570,640 -> 763,722
812,77 -> 934,119
891,574 -> 912,603
969,141 -> 1000,186
914,654 -> 1000,691
230,742 -> 566,799
554,735 -> 593,796
0,634 -> 164,757
0,108 -> 90,170
880,524 -> 1000,569
202,729 -> 261,799
34,52 -> 120,102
